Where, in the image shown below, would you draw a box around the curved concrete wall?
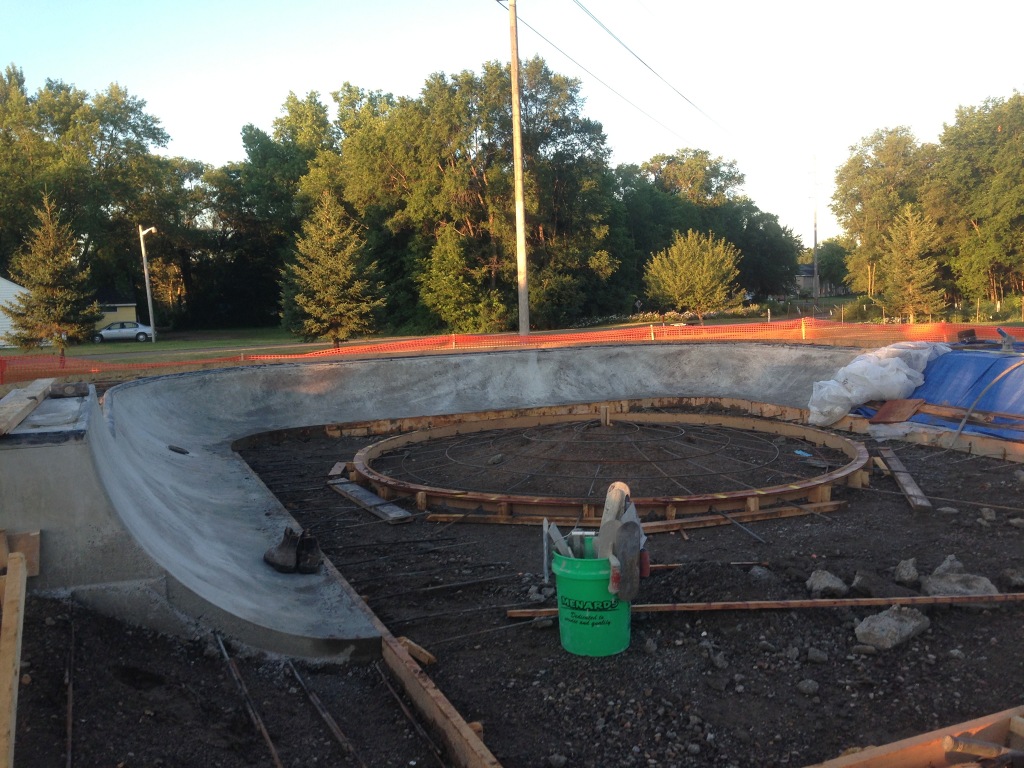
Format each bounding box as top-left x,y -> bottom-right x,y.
79,343 -> 859,655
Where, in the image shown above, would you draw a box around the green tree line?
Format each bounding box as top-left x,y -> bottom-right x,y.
2,58 -> 805,341
830,92 -> 1024,321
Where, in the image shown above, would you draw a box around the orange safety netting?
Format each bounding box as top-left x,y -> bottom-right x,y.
0,319 -> 1002,385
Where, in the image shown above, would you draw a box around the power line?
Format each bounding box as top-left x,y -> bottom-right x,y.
494,0 -> 687,145
569,0 -> 725,132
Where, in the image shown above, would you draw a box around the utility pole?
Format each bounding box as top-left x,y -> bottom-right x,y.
138,225 -> 158,343
509,0 -> 530,335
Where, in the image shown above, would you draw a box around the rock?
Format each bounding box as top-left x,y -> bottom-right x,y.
806,569 -> 848,597
711,651 -> 728,670
748,565 -> 780,585
547,754 -> 568,768
854,606 -> 930,650
1015,468 -> 1024,485
644,637 -> 658,655
936,506 -> 960,514
979,507 -> 997,522
932,555 -> 964,576
796,679 -> 820,696
894,558 -> 919,585
921,572 -> 999,597
1008,518 -> 1024,529
487,454 -> 505,465
806,647 -> 828,664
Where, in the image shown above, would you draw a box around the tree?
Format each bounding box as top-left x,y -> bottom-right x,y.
643,149 -> 744,206
815,238 -> 851,293
643,230 -> 742,323
280,192 -> 384,346
831,127 -> 928,296
2,195 -> 102,354
877,205 -> 946,322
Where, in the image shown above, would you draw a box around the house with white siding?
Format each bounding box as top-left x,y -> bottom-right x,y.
0,276 -> 27,346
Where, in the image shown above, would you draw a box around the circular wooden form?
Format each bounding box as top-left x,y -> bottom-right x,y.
347,398 -> 871,531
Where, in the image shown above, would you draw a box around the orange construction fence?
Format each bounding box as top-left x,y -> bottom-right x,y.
0,319 -> 1002,386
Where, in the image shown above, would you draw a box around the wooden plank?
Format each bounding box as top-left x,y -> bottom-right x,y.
398,636 -> 437,666
507,591 -> 1024,619
327,479 -> 412,523
0,378 -> 54,436
5,532 -> 39,578
1009,716 -> 1024,739
868,399 -> 925,424
806,705 -> 1024,767
0,552 -> 27,768
876,448 -> 932,511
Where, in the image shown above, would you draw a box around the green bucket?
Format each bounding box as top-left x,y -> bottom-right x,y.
551,553 -> 630,657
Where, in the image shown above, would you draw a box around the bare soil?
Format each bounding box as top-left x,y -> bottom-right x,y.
14,423 -> 1024,768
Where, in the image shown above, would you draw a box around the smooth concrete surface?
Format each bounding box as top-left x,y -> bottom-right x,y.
1,343 -> 862,658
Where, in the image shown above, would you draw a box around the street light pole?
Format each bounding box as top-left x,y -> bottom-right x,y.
138,225 -> 158,343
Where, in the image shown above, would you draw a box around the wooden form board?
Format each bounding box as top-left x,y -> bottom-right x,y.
868,399 -> 924,424
0,553 -> 27,768
327,479 -> 412,523
0,532 -> 40,579
875,448 -> 933,512
0,379 -> 54,436
805,704 -> 1024,767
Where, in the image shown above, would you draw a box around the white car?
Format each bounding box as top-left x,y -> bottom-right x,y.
92,321 -> 154,343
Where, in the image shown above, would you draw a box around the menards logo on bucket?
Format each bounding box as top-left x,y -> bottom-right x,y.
560,596 -> 618,612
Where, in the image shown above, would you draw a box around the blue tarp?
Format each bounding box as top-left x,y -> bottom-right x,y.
854,347 -> 1024,440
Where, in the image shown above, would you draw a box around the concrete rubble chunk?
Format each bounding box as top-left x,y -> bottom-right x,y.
921,572 -> 999,597
806,569 -> 848,597
932,554 -> 964,576
894,558 -> 919,585
854,606 -> 931,650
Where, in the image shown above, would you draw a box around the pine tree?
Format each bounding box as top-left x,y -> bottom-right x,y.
280,192 -> 384,347
2,195 -> 102,355
878,205 -> 946,322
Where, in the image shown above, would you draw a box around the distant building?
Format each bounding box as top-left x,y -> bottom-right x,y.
0,276 -> 28,345
95,289 -> 139,328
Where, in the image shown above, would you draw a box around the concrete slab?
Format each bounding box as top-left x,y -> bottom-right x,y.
1,343 -> 863,658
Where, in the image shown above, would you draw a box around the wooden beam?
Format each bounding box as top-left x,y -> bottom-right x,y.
507,591 -> 1024,619
0,378 -> 54,436
0,552 -> 27,768
327,479 -> 412,524
876,448 -> 932,512
3,533 -> 39,578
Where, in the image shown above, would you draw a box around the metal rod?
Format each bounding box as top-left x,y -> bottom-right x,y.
373,663 -> 447,768
215,635 -> 284,768
287,661 -> 368,768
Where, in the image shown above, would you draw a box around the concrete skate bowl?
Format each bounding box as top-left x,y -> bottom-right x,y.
83,342 -> 863,657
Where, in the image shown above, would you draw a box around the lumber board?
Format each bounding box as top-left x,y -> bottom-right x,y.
876,448 -> 932,511
327,479 -> 412,523
807,705 -> 1024,767
398,636 -> 437,666
507,591 -> 1024,619
868,399 -> 924,424
0,553 -> 27,768
426,501 -> 844,531
0,533 -> 39,579
0,378 -> 54,436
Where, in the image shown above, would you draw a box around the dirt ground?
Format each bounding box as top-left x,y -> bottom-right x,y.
13,420 -> 1024,768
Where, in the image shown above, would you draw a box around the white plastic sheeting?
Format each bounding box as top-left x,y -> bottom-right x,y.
807,342 -> 951,426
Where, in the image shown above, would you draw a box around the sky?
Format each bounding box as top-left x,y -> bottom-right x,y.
4,0 -> 1022,247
